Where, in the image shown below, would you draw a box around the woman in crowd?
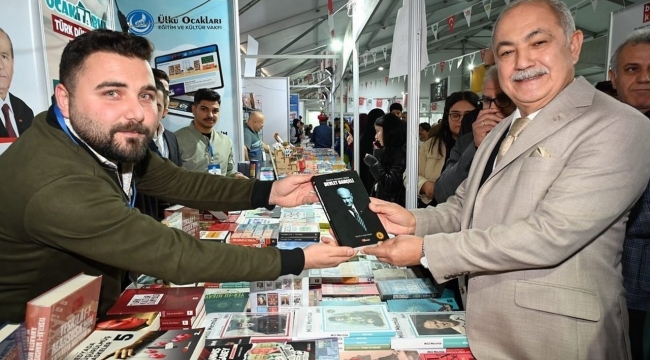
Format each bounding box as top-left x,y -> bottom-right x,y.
289,118 -> 303,145
419,122 -> 432,146
416,91 -> 479,207
364,113 -> 407,206
359,109 -> 386,194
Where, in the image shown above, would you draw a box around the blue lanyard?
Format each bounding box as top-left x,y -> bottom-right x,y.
55,104 -> 137,209
207,142 -> 214,158
53,104 -> 79,145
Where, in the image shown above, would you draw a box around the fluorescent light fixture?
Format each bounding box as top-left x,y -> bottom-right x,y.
331,39 -> 343,52
378,66 -> 384,71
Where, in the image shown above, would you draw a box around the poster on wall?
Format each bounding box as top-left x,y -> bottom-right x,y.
431,78 -> 448,103
118,0 -> 242,153
0,0 -> 53,154
39,0 -> 114,95
290,94 -> 299,120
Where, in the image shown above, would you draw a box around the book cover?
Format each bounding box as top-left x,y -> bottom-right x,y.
419,349 -> 476,360
201,313 -> 292,340
199,231 -> 229,242
338,350 -> 419,360
25,273 -> 102,360
318,296 -> 383,307
204,291 -> 249,314
278,223 -> 320,241
201,338 -> 339,360
376,278 -> 439,300
0,323 -> 27,360
107,287 -> 205,318
276,241 -> 314,250
386,298 -> 459,313
390,312 -> 469,350
308,261 -> 374,284
95,312 -> 160,332
372,268 -> 418,281
311,171 -> 388,248
321,284 -> 379,297
63,328 -> 205,360
292,305 -> 395,340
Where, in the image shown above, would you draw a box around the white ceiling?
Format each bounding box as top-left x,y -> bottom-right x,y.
238,0 -> 641,97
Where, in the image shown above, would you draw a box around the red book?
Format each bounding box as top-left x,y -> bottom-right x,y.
420,349 -> 476,360
25,273 -> 102,360
107,287 -> 205,318
208,222 -> 239,232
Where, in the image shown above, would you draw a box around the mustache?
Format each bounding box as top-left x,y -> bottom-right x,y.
511,67 -> 549,82
110,122 -> 149,136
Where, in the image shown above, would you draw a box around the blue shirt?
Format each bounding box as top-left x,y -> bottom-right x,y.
312,124 -> 332,148
244,125 -> 264,162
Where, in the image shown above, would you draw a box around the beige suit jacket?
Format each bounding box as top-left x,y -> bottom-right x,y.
412,77 -> 650,360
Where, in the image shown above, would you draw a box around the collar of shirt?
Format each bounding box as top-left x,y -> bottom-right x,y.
154,122 -> 168,158
510,108 -> 542,126
63,117 -> 134,199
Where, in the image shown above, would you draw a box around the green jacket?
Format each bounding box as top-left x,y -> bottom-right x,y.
175,123 -> 237,176
0,107 -> 304,322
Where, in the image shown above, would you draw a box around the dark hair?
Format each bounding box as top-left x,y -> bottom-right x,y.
0,28 -> 14,59
389,103 -> 403,112
595,80 -> 618,98
59,29 -> 153,93
193,88 -> 221,105
363,108 -> 385,139
375,113 -> 407,151
151,68 -> 170,83
292,118 -> 301,127
429,91 -> 479,156
154,78 -> 165,94
419,122 -> 431,133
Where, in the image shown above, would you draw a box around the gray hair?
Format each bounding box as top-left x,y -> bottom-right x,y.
492,0 -> 576,47
610,29 -> 650,74
0,28 -> 14,59
483,65 -> 499,84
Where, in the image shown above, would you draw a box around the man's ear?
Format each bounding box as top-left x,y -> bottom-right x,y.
608,69 -> 617,90
54,84 -> 71,118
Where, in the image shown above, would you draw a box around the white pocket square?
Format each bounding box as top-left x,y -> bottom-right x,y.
531,146 -> 554,158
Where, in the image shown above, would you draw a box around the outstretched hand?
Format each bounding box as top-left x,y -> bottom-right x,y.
303,242 -> 356,269
368,197 -> 416,236
269,174 -> 319,207
361,235 -> 423,267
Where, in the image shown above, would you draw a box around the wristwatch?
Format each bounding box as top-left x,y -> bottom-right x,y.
419,240 -> 429,268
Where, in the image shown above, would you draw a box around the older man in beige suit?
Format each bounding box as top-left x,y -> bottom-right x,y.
363,0 -> 650,359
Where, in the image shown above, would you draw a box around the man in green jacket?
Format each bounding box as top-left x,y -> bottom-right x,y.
0,29 -> 355,323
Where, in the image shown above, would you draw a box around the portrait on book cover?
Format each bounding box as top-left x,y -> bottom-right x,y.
323,307 -> 390,331
410,313 -> 466,336
312,171 -> 388,248
223,313 -> 290,337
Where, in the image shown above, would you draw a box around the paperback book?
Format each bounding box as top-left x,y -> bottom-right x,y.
386,298 -> 459,313
201,338 -> 339,360
292,305 -> 395,340
318,295 -> 383,307
308,261 -> 374,284
419,349 -> 476,360
320,284 -> 379,298
204,290 -> 249,314
338,350 -> 419,360
202,313 -> 292,341
376,278 -> 439,300
95,312 -> 160,331
63,328 -> 205,360
311,171 -> 388,248
390,312 -> 469,350
25,273 -> 102,360
107,287 -> 205,318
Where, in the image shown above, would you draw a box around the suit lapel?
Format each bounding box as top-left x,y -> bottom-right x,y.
486,77 -> 594,183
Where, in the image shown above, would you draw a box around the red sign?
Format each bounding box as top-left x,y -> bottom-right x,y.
447,15 -> 455,33
644,2 -> 650,23
51,14 -> 90,40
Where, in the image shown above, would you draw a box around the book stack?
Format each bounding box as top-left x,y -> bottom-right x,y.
386,289 -> 460,312
390,312 -> 470,351
107,287 -> 206,331
320,283 -> 379,298
162,205 -> 201,238
308,260 -> 375,285
292,305 -> 395,351
25,273 -> 102,360
0,323 -> 27,360
227,223 -> 279,247
376,278 -> 440,300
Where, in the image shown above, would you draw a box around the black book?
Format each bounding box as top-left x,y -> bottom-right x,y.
312,171 -> 388,248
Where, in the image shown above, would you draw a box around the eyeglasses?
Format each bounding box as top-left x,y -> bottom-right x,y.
448,112 -> 471,122
481,93 -> 512,109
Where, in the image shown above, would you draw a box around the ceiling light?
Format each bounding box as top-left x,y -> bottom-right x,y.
435,77 -> 440,83
378,66 -> 384,71
331,39 -> 342,52
467,64 -> 474,70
